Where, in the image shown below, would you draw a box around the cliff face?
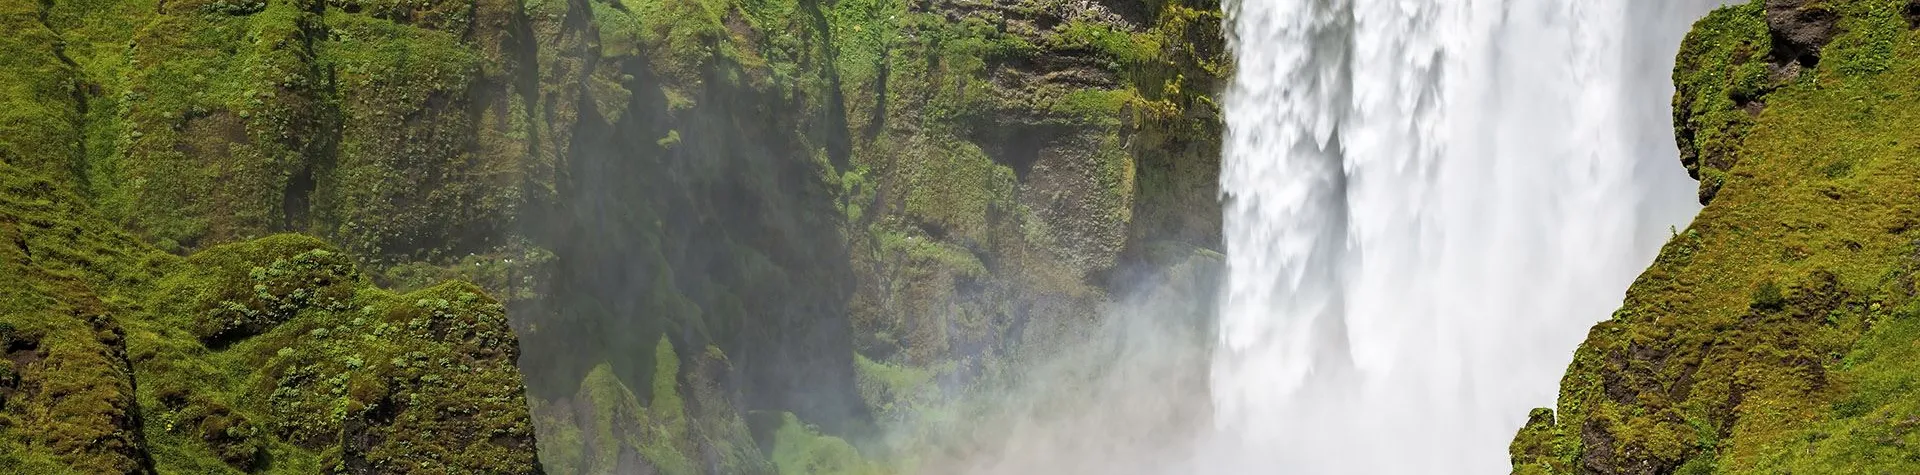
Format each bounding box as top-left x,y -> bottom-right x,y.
0,0 -> 1226,471
836,0 -> 1224,406
1513,0 -> 1920,473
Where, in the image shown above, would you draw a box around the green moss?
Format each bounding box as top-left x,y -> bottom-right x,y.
1119,1 -> 1225,257
0,159 -> 166,474
10,0 -> 1229,472
329,0 -> 474,32
577,364 -> 643,472
376,242 -> 555,303
322,10 -> 503,260
163,235 -> 361,346
875,229 -> 988,280
1050,89 -> 1134,127
0,0 -> 85,185
1769,296 -> 1920,471
0,161 -> 541,473
1825,0 -> 1902,77
1750,279 -> 1786,311
25,0 -> 539,263
237,280 -> 537,473
1670,0 -> 1772,204
852,353 -> 937,422
642,336 -> 697,475
824,0 -> 907,92
770,412 -> 886,475
533,336 -> 780,474
896,136 -> 1016,243
1522,1 -> 1920,472
601,0 -> 736,99
530,397 -> 586,474
827,5 -> 1224,442
1049,19 -> 1160,67
104,0 -> 334,249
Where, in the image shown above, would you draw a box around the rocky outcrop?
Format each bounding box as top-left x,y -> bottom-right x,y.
1766,0 -> 1841,68
1515,1 -> 1920,473
838,0 -> 1224,394
1672,2 -> 1774,205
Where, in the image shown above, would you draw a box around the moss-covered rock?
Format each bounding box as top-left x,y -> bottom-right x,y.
531,338 -> 772,475
165,236 -> 360,347
109,0 -> 336,249
1671,1 -> 1775,205
0,158 -> 169,475
834,0 -> 1224,408
768,412 -> 886,475
1516,1 -> 1920,473
0,162 -> 542,473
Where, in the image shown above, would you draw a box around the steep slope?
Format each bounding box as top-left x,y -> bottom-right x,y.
0,162 -> 540,473
1513,0 -> 1920,473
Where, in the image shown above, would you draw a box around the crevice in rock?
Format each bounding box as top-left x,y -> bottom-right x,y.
281,165 -> 316,232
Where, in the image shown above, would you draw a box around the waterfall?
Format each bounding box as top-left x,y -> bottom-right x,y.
1210,0 -> 1723,472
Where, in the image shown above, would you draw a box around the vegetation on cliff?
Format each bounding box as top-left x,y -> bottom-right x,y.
1514,0 -> 1920,473
832,0 -> 1224,422
0,162 -> 539,473
0,0 -> 1226,470
503,0 -> 1227,469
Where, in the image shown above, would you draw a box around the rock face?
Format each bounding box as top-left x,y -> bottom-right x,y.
1514,1 -> 1920,473
0,0 -> 1225,470
1766,0 -> 1842,67
836,0 -> 1225,388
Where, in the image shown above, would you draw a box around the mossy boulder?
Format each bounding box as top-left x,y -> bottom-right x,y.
162,235 -> 360,348
141,236 -> 541,473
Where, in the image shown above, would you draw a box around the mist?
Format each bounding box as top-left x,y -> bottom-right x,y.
500,0 -> 1732,473
877,0 -> 1726,474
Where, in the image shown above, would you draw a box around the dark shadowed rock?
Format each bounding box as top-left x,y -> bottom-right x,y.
1765,0 -> 1839,67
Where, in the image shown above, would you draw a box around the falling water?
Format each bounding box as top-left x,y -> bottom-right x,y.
1211,0 -> 1725,472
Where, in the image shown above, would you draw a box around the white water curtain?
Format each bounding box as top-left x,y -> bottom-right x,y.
1210,0 -> 1724,472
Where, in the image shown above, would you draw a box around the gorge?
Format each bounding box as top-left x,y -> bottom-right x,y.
4,0 -> 1920,473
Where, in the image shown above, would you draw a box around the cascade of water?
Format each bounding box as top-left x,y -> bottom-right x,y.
1210,0 -> 1722,472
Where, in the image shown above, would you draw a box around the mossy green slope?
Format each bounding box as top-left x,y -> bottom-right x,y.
0,161 -> 541,473
0,0 -> 86,187
1514,1 -> 1920,473
0,167 -> 152,474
